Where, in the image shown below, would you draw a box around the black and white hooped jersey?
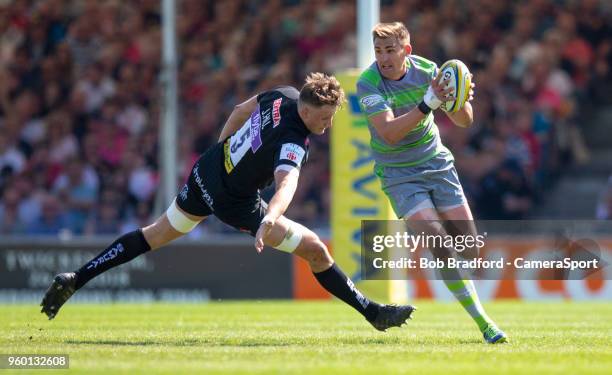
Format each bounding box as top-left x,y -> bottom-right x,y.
220,86 -> 310,195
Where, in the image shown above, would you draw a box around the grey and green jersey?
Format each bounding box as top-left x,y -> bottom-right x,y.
356,55 -> 451,168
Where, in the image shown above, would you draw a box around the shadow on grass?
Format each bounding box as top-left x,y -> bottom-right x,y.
456,338 -> 485,344
65,338 -> 294,347
64,336 -> 403,347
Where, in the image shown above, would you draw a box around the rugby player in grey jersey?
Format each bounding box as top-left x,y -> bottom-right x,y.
357,22 -> 507,344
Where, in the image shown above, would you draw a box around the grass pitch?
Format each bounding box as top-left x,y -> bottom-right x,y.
0,301 -> 610,374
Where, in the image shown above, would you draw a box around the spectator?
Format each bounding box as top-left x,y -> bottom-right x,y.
0,0 -> 609,235
73,63 -> 115,114
52,158 -> 99,234
0,132 -> 25,176
477,160 -> 533,220
28,193 -> 67,235
0,186 -> 25,234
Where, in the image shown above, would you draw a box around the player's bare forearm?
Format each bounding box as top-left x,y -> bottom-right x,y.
446,79 -> 475,128
368,74 -> 455,145
218,95 -> 258,142
370,108 -> 428,145
445,102 -> 473,128
266,169 -> 299,221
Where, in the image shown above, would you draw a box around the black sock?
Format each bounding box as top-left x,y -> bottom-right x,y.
313,263 -> 380,321
74,230 -> 152,290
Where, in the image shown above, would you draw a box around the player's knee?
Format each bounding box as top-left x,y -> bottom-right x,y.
296,236 -> 332,268
410,220 -> 454,258
310,239 -> 332,266
444,221 -> 479,258
166,199 -> 201,234
271,221 -> 304,253
410,219 -> 446,237
144,200 -> 204,250
269,220 -> 332,268
142,217 -> 177,250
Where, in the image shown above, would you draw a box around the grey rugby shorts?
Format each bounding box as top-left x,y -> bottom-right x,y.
375,150 -> 467,219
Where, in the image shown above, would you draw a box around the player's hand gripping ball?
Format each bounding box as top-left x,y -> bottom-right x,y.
438,59 -> 472,113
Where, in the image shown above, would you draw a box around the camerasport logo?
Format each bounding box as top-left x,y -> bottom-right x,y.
280,143 -> 305,165
272,98 -> 282,127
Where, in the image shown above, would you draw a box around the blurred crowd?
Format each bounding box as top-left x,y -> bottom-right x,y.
412,0 -> 611,219
596,175 -> 612,220
0,0 -> 610,236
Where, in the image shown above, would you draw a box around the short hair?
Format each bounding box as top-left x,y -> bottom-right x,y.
299,72 -> 345,107
372,22 -> 410,46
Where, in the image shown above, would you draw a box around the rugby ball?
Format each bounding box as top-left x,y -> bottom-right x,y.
438,59 -> 471,113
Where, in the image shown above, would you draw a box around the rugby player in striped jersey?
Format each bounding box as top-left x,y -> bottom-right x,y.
357,22 -> 507,344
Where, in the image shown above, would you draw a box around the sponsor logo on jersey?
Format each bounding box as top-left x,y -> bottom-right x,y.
360,94 -> 385,108
193,165 -> 214,210
280,143 -> 306,165
250,109 -> 262,152
272,98 -> 282,127
224,140 -> 234,173
261,107 -> 271,129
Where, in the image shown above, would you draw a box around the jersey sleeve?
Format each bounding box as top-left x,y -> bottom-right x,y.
356,78 -> 390,118
431,63 -> 439,82
273,137 -> 308,174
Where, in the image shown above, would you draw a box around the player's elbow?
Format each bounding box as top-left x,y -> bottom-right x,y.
234,98 -> 257,117
381,132 -> 402,146
234,103 -> 250,117
375,127 -> 399,145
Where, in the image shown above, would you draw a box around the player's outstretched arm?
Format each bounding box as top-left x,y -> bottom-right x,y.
218,95 -> 258,142
254,168 -> 299,252
266,168 -> 299,221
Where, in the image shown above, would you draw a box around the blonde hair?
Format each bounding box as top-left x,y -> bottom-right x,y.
372,22 -> 410,46
299,72 -> 345,107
